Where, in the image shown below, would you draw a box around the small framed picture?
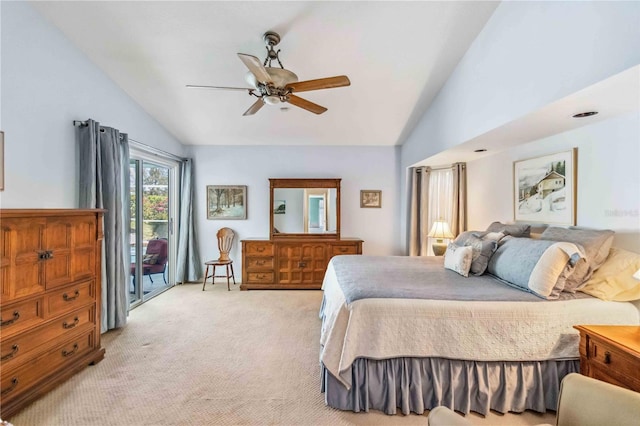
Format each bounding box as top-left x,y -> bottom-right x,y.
274,199 -> 286,214
206,185 -> 247,220
360,190 -> 381,208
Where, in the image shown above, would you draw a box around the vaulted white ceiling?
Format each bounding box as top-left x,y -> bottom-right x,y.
31,1 -> 499,146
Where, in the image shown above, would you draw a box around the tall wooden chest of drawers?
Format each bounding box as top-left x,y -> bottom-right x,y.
240,238 -> 363,290
0,209 -> 106,419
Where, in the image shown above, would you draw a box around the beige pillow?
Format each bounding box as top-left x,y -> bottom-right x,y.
444,244 -> 473,277
528,242 -> 585,299
580,248 -> 640,301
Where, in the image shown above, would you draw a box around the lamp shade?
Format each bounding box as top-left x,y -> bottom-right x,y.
427,220 -> 454,240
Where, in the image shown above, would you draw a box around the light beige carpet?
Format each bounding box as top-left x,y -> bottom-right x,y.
11,283 -> 556,426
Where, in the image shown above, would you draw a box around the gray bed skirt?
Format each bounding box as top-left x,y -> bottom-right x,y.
321,357 -> 579,416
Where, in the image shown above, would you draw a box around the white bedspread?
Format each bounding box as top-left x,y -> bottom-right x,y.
320,259 -> 640,389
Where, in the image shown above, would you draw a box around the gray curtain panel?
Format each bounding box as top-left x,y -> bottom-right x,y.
78,119 -> 129,332
409,166 -> 431,256
452,162 -> 467,236
176,158 -> 202,283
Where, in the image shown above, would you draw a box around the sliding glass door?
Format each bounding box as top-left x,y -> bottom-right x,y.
129,154 -> 178,307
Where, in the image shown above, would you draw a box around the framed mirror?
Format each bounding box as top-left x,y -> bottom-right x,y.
269,178 -> 341,239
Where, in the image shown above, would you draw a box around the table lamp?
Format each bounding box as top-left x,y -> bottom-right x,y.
427,219 -> 455,256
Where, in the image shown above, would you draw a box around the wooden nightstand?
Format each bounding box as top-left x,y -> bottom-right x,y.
574,325 -> 640,392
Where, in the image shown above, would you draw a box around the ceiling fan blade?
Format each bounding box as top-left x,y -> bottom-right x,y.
286,95 -> 327,115
243,98 -> 265,116
237,53 -> 272,84
186,85 -> 253,91
285,76 -> 350,93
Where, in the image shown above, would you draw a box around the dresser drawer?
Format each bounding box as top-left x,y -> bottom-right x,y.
245,257 -> 274,270
587,338 -> 640,390
331,244 -> 359,255
1,330 -> 95,401
0,297 -> 45,339
245,242 -> 274,256
46,281 -> 95,317
1,306 -> 95,368
247,272 -> 274,283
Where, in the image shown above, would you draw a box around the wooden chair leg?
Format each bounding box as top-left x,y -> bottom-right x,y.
230,263 -> 236,285
202,265 -> 209,291
226,264 -> 231,291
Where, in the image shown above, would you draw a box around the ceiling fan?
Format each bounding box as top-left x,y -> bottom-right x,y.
186,31 -> 350,116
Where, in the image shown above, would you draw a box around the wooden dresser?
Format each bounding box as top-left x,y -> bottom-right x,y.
240,238 -> 363,290
0,209 -> 105,419
574,325 -> 640,392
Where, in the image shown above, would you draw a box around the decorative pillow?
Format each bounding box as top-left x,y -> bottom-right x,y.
487,238 -> 584,299
465,234 -> 499,276
482,231 -> 506,242
143,253 -> 159,264
453,230 -> 486,246
453,230 -> 504,246
580,248 -> 640,301
485,221 -> 531,238
444,244 -> 473,277
539,227 -> 615,291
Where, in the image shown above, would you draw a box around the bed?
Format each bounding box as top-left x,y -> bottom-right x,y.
319,250 -> 640,416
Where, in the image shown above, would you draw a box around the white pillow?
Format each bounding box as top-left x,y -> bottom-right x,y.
528,242 -> 585,299
444,244 -> 473,277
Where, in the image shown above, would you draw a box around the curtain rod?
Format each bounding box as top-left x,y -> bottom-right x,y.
414,163 -> 465,172
73,120 -> 186,162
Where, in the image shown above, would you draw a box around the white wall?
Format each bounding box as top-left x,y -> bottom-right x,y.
189,145 -> 401,277
401,1 -> 640,167
0,2 -> 184,208
467,112 -> 640,253
398,1 -> 640,252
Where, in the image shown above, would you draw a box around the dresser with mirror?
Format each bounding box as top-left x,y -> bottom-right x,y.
240,178 -> 363,290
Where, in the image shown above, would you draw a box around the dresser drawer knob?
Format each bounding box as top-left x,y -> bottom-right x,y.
1,378 -> 19,395
62,344 -> 79,357
0,311 -> 20,326
1,345 -> 19,361
604,351 -> 611,364
339,247 -> 348,252
63,317 -> 80,329
256,260 -> 265,266
256,247 -> 265,252
63,290 -> 80,301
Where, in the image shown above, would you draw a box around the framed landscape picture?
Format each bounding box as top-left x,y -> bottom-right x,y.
513,148 -> 576,225
207,185 -> 247,220
360,190 -> 382,208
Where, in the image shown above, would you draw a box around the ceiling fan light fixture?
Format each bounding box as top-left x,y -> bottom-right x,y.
245,68 -> 298,89
264,95 -> 281,105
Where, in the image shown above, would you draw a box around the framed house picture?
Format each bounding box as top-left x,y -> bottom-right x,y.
360,190 -> 382,208
513,148 -> 577,225
206,185 -> 247,220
